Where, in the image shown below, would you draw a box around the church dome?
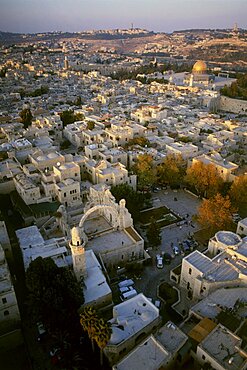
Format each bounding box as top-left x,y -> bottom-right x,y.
192,60 -> 207,74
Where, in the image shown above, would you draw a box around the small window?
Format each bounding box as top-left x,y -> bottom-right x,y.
189,268 -> 192,275
202,355 -> 205,360
4,310 -> 9,316
2,298 -> 7,304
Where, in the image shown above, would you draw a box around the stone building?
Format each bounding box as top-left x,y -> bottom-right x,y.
67,184 -> 147,271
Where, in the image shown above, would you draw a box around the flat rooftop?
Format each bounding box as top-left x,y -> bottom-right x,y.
199,325 -> 247,370
185,250 -> 241,282
155,321 -> 188,353
188,318 -> 217,343
191,287 -> 247,319
83,249 -> 111,304
87,228 -> 135,255
185,250 -> 213,274
113,335 -> 170,370
108,294 -> 159,346
16,226 -> 69,269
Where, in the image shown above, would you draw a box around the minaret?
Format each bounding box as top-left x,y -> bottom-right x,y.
64,55 -> 69,70
70,226 -> 87,281
189,73 -> 194,87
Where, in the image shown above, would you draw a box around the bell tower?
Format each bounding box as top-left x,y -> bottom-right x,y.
70,226 -> 87,281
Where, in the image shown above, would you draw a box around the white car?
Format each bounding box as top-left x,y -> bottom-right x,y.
156,255 -> 164,269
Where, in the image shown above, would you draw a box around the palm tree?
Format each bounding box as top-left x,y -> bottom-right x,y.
94,318 -> 112,366
80,306 -> 98,352
80,308 -> 112,366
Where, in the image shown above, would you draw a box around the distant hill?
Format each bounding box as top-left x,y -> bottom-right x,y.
0,29 -> 155,45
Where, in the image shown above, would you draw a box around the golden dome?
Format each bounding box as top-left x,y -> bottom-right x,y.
192,60 -> 207,74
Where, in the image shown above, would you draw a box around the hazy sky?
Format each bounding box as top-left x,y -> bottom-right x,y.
1,0 -> 246,34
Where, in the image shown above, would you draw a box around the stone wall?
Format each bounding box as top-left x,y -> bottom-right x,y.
219,96 -> 247,114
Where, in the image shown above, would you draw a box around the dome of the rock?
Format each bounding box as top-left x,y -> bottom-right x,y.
192,60 -> 207,74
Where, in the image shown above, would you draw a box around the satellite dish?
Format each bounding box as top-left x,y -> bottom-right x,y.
57,162 -> 61,167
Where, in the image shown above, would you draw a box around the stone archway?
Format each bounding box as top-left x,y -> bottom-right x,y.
78,204 -> 119,230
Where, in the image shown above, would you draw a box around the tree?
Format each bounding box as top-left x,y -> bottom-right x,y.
197,193 -> 235,233
74,96 -> 82,106
19,108 -> 33,129
60,139 -> 71,150
74,112 -> 85,121
132,154 -> 156,191
94,318 -> 111,366
0,68 -> 7,78
80,307 -> 111,365
146,217 -> 161,248
60,110 -> 76,127
86,121 -> 95,130
26,257 -> 83,335
157,154 -> 186,188
229,175 -> 247,207
125,136 -> 151,148
185,161 -> 223,198
80,306 -> 98,352
111,184 -> 151,221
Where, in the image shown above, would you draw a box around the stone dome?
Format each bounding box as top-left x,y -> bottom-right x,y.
192,60 -> 207,74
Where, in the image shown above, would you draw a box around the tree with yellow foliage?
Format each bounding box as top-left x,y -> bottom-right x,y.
132,154 -> 156,190
185,161 -> 223,198
157,154 -> 186,188
229,174 -> 247,207
197,193 -> 235,232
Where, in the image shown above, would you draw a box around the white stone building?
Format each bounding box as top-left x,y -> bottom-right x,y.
69,226 -> 112,310
104,293 -> 161,365
180,231 -> 247,300
59,184 -> 147,270
15,225 -> 70,270
166,142 -> 199,159
192,154 -> 238,182
196,324 -> 247,370
54,178 -> 81,207
237,217 -> 247,237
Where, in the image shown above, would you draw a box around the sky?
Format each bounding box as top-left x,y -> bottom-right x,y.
1,0 -> 247,34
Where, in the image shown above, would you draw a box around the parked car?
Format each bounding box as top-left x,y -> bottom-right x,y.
172,245 -> 180,255
119,286 -> 133,294
120,289 -> 138,301
118,279 -> 134,289
156,254 -> 164,269
184,239 -> 193,251
162,252 -> 172,264
189,239 -> 198,250
182,241 -> 190,253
